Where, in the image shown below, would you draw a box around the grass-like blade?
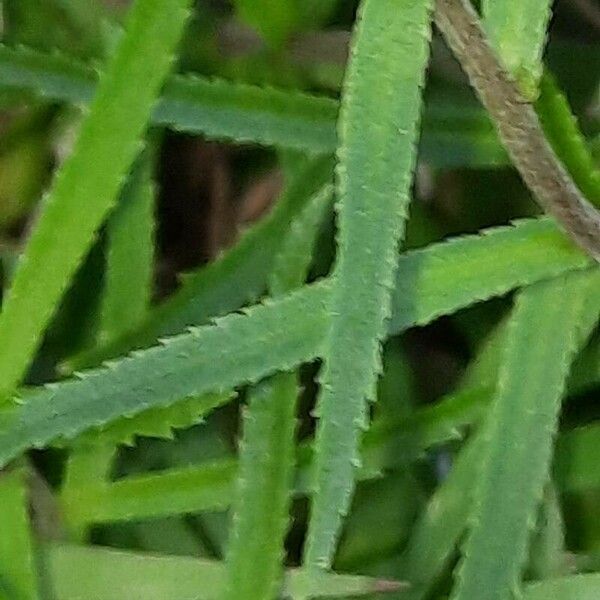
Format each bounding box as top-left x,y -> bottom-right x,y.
68,159 -> 333,370
0,219 -> 593,467
536,73 -> 600,210
0,43 -> 505,168
0,0 -> 193,399
0,467 -> 38,600
482,0 -> 552,98
304,0 -> 433,570
0,283 -> 328,468
46,544 -> 402,600
73,215 -> 594,371
224,184 -> 333,599
61,458 -> 237,525
98,150 -> 155,343
400,432 -> 484,600
451,270 -> 600,600
524,574 -> 600,600
223,377 -> 298,600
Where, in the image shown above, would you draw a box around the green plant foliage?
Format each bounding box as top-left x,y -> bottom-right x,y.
0,44 -> 505,167
224,376 -> 298,600
46,544 -> 399,600
452,270 -> 600,600
482,0 -> 552,98
99,150 -> 156,343
0,1 -> 598,596
224,181 -> 332,599
524,574 -> 600,600
536,73 -> 600,210
68,158 -> 333,370
0,467 -> 38,600
0,218 -> 592,467
304,0 -> 433,571
0,0 -> 193,399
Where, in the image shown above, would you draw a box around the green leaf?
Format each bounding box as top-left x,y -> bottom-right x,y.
451,270 -> 600,600
234,0 -> 300,48
68,158 -> 333,370
0,468 -> 38,600
269,184 -> 334,297
554,424 -> 600,495
400,432 -> 484,600
482,0 -> 552,98
0,283 -> 328,467
79,393 -> 233,448
46,544 -> 400,600
3,0 -> 106,59
304,0 -> 433,570
528,484 -> 569,579
524,574 -> 600,600
224,176 -> 332,600
0,44 -> 505,166
536,73 -> 600,210
99,149 -> 156,343
224,376 -> 298,600
0,218 -> 593,467
0,0 -> 193,398
60,458 -> 237,525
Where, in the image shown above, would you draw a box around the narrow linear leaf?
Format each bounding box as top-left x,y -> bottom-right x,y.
46,544 -> 399,600
61,458 -> 237,525
56,383 -> 594,528
78,392 -> 234,448
224,179 -> 333,599
524,574 -> 600,600
99,149 -> 156,342
0,468 -> 38,600
536,72 -> 600,210
224,377 -> 298,600
0,219 -> 593,467
60,441 -> 117,539
0,43 -> 503,166
399,432 -> 484,600
435,0 -> 600,263
269,184 -> 334,297
304,0 -> 433,570
69,158 -> 333,370
482,0 -> 552,98
528,484 -> 570,580
554,423 -> 600,495
0,283 -> 329,468
451,270 -> 600,600
77,215 -> 594,371
0,0 -> 193,398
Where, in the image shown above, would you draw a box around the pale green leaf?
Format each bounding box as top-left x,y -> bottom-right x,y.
46,544 -> 398,599
524,574 -> 600,600
60,458 -> 237,526
0,44 -> 504,167
0,468 -> 38,600
0,0 -> 193,398
99,149 -> 155,342
451,270 -> 600,600
0,218 -> 593,467
482,0 -> 552,98
536,73 -> 600,210
304,0 -> 433,570
224,376 -> 298,600
224,175 -> 332,600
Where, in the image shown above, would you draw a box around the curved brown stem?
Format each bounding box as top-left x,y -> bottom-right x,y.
434,0 -> 600,263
